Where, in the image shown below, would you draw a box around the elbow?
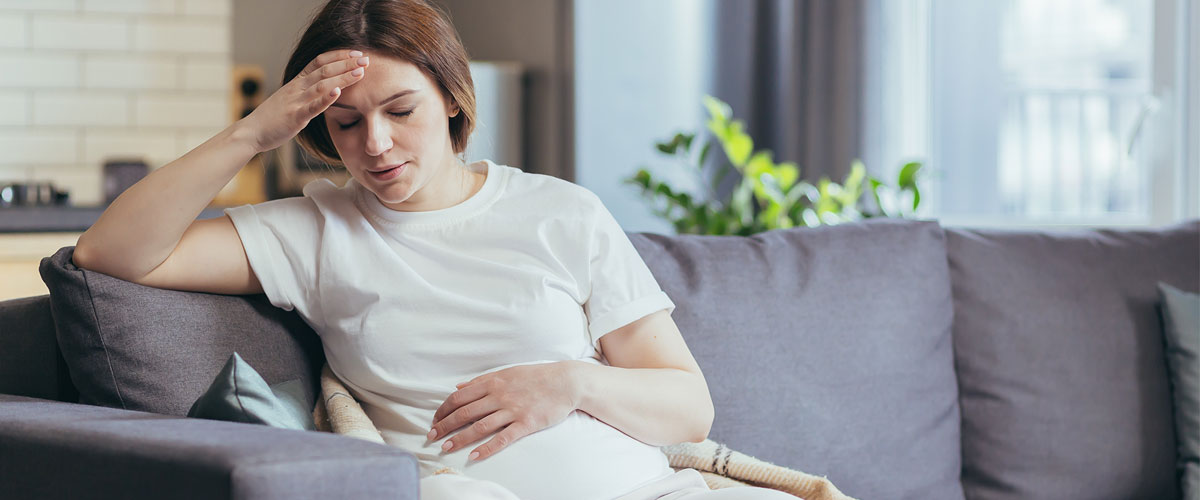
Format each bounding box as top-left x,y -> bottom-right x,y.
70,242 -> 94,270
71,241 -> 113,275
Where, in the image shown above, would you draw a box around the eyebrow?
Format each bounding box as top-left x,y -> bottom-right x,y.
329,89 -> 419,110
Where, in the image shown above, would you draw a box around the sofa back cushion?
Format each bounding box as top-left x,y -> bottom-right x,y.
629,219 -> 964,500
38,246 -> 325,417
946,221 -> 1199,500
0,294 -> 76,402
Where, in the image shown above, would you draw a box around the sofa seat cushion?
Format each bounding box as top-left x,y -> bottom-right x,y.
946,221 -> 1199,500
38,246 -> 325,417
629,218 -> 964,500
0,394 -> 419,500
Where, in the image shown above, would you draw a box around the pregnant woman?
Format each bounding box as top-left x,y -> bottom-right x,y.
72,1 -> 795,499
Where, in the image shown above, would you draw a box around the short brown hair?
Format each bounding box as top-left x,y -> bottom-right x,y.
283,0 -> 476,164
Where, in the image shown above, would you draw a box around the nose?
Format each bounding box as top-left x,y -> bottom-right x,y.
364,117 -> 392,157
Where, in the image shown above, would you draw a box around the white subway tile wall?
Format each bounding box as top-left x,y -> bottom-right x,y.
0,14 -> 26,48
34,90 -> 130,127
80,0 -> 176,16
0,91 -> 28,126
84,55 -> 180,89
0,1 -> 78,13
32,16 -> 131,51
0,0 -> 232,205
0,130 -> 77,165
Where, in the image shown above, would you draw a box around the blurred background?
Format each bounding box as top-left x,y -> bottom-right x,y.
0,0 -> 1196,297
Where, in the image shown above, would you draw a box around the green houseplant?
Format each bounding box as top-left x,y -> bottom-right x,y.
625,95 -> 924,236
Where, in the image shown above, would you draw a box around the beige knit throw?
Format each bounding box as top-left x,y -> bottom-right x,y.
312,363 -> 855,500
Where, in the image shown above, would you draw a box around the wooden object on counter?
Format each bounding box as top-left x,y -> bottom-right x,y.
210,63 -> 270,208
210,155 -> 268,208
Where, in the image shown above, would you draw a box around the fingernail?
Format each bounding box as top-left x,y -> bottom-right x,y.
351,67 -> 364,76
427,429 -> 437,440
330,86 -> 340,97
357,56 -> 369,66
349,50 -> 363,57
442,441 -> 453,451
468,451 -> 480,461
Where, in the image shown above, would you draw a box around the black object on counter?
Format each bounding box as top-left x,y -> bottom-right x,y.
0,182 -> 70,208
104,159 -> 150,205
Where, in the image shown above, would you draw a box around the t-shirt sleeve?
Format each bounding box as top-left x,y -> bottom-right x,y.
222,197 -> 321,315
581,194 -> 676,349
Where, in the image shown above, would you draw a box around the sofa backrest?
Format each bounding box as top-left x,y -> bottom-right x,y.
9,220 -> 966,499
630,218 -> 966,500
0,294 -> 76,402
946,220 -> 1199,500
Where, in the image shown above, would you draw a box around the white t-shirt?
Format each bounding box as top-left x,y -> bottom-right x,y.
224,159 -> 679,500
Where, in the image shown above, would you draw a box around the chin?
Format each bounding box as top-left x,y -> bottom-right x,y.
374,184 -> 416,204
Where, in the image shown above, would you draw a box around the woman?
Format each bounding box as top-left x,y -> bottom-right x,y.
73,1 -> 794,499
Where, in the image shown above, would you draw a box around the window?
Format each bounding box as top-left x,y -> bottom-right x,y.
867,0 -> 1195,226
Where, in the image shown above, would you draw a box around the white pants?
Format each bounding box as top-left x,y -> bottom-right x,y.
419,469 -> 802,500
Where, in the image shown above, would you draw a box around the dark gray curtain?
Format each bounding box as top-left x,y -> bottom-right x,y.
711,0 -> 864,188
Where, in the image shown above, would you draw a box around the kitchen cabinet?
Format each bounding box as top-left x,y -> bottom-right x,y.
0,232 -> 82,300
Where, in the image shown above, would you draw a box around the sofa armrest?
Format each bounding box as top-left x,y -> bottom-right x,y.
0,394 -> 418,500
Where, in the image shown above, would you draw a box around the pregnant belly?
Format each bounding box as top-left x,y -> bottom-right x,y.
417,411 -> 674,500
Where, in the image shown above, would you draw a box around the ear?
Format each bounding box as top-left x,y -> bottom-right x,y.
448,104 -> 460,118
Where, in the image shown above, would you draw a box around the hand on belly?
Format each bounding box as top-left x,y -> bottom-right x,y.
428,361 -> 580,461
426,411 -> 672,500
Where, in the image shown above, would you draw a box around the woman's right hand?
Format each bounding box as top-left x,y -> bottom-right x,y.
239,49 -> 370,154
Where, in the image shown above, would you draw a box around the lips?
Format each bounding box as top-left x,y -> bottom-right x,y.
368,162 -> 406,181
369,162 -> 406,173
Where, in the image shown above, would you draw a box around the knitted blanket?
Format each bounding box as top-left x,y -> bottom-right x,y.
313,363 -> 855,500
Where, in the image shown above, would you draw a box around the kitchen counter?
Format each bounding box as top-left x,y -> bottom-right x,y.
0,205 -> 229,233
0,206 -> 230,300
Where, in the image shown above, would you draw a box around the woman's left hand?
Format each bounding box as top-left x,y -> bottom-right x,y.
429,362 -> 581,461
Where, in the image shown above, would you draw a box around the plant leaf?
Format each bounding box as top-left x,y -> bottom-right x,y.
842,161 -> 866,206
898,161 -> 921,190
801,208 -> 820,227
723,121 -> 753,167
867,177 -> 886,217
815,178 -> 836,215
776,162 -> 799,192
697,140 -> 713,170
702,95 -> 731,123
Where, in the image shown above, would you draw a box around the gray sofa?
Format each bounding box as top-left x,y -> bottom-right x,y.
1,218 -> 1196,500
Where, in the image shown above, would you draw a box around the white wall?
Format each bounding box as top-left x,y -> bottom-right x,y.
0,0 -> 234,205
574,0 -> 713,234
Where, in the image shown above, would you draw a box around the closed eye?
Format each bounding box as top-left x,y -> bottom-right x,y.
336,110 -> 413,130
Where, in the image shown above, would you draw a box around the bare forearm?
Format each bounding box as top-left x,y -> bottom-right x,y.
568,361 -> 713,446
74,122 -> 260,280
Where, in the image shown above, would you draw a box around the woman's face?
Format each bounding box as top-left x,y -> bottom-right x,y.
323,54 -> 461,211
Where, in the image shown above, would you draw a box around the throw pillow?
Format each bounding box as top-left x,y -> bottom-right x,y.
38,246 -> 325,417
1159,281 -> 1200,498
188,352 -> 316,431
